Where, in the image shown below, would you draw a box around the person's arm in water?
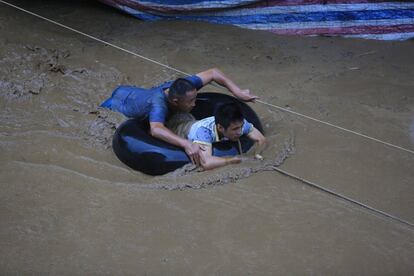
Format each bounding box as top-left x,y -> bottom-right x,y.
247,126 -> 266,160
198,144 -> 241,171
196,126 -> 266,170
196,68 -> 259,102
150,122 -> 201,166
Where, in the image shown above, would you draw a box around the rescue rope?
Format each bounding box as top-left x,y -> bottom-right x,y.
269,166 -> 414,228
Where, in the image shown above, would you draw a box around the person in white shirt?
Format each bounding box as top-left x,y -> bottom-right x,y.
167,102 -> 266,170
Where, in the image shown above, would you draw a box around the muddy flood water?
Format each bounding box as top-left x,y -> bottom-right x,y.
1,0 -> 414,274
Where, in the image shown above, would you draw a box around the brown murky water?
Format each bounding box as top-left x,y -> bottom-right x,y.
1,0 -> 414,274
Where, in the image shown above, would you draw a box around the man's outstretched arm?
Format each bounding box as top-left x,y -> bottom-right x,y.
198,144 -> 241,171
196,68 -> 259,102
247,127 -> 266,145
247,126 -> 266,160
150,122 -> 201,166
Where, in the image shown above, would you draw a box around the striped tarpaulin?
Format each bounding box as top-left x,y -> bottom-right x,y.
98,0 -> 414,40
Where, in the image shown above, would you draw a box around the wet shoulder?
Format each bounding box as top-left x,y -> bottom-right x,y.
150,87 -> 168,105
192,116 -> 216,143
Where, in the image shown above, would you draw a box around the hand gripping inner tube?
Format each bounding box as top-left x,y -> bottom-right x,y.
112,92 -> 264,175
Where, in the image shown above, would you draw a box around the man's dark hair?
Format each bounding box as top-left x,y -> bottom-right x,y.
214,102 -> 244,129
169,78 -> 196,99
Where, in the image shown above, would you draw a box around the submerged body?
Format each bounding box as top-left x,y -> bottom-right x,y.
167,102 -> 266,171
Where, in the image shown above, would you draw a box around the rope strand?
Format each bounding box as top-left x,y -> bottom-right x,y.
271,166 -> 414,228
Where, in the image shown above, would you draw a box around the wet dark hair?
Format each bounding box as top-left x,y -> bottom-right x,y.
168,78 -> 197,99
214,102 -> 244,129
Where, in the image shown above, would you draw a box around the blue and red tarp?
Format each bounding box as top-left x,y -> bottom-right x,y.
99,0 -> 414,40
